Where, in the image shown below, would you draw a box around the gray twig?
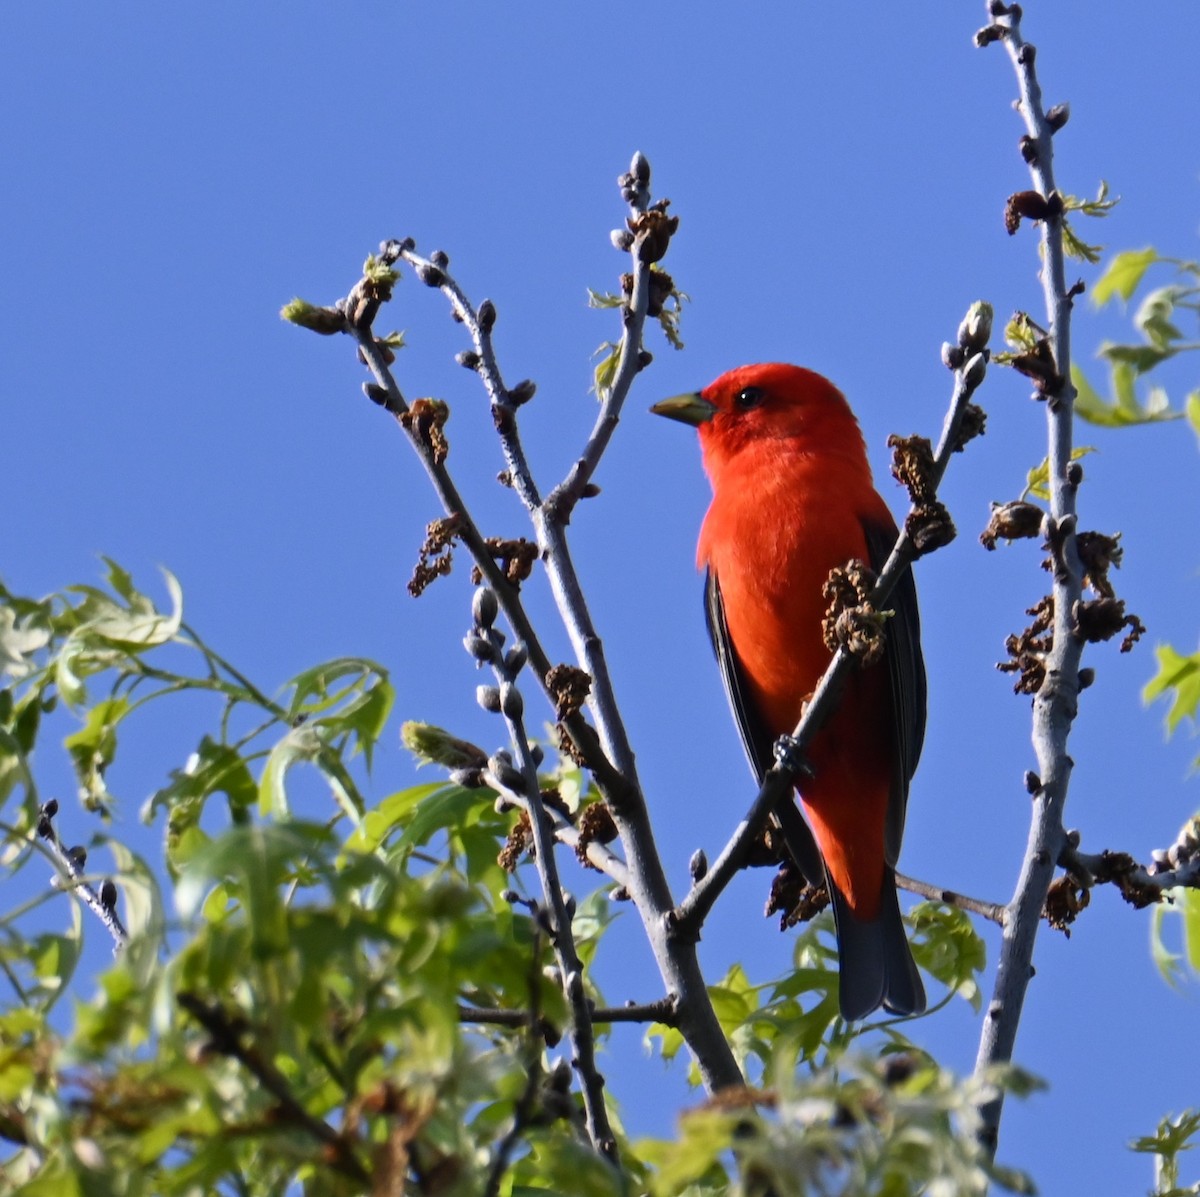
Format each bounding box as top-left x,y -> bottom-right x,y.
481,645 -> 618,1163
340,157 -> 742,1096
459,996 -> 680,1033
35,800 -> 127,951
973,1 -> 1084,1161
896,872 -> 1008,927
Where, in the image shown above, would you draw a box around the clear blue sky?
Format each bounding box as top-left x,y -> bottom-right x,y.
4,3 -> 1200,1190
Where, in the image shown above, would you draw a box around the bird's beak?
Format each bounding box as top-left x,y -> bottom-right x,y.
650,391 -> 716,427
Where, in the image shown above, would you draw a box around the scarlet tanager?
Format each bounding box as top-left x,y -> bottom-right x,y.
652,363 -> 927,1020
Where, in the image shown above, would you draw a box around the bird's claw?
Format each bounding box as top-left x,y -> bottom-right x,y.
773,735 -> 815,779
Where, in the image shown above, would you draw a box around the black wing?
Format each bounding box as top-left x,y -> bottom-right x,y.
704,568 -> 824,885
861,520 -> 927,868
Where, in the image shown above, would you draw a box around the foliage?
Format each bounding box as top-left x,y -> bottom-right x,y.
1075,248 -> 1200,430
1131,1110 -> 1200,1197
0,565 -> 1009,1193
1082,244 -> 1200,996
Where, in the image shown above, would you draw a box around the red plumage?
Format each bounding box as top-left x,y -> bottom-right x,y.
654,363 -> 927,1020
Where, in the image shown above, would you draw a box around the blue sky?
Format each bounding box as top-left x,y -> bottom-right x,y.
4,3 -> 1200,1190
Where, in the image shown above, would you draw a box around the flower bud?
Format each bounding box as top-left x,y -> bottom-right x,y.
500,682 -> 524,719
472,586 -> 499,629
463,631 -> 495,662
957,302 -> 993,353
508,379 -> 537,406
476,685 -> 502,713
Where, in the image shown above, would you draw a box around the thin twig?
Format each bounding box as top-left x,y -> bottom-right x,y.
496,788 -> 631,891
544,151 -> 654,520
484,681 -> 618,1163
1046,821 -> 1200,932
35,801 -> 127,951
674,318 -> 990,937
352,329 -> 631,808
974,3 -> 1084,1161
342,162 -> 742,1094
460,997 -> 680,1033
896,872 -> 1008,926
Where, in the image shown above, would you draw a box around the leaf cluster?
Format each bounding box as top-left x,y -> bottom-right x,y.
0,564 -> 1009,1193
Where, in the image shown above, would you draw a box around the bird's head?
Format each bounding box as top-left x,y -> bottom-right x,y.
651,362 -> 866,479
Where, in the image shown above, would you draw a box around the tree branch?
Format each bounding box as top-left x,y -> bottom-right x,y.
974,1 -> 1084,1160
325,159 -> 743,1096
177,992 -> 369,1186
35,800 -> 127,951
544,151 -> 657,519
896,872 -> 1008,927
459,997 -> 680,1034
674,310 -> 990,937
474,611 -> 618,1163
1045,820 -> 1200,933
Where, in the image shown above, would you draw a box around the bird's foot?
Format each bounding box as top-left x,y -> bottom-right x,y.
773,735 -> 815,779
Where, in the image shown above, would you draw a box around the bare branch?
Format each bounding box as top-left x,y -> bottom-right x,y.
896,872 -> 1008,927
327,159 -> 744,1096
460,996 -> 680,1034
476,624 -> 618,1164
545,151 -> 662,520
1045,820 -> 1200,932
35,800 -> 128,951
974,2 -> 1086,1160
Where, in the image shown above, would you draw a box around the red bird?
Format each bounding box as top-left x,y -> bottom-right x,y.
653,363 -> 926,1020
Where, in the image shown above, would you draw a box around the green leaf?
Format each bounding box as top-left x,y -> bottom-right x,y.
1061,217 -> 1103,264
1022,445 -> 1096,501
1093,247 -> 1160,305
1003,312 -> 1043,352
1135,285 -> 1186,349
0,604 -> 51,679
1143,644 -> 1200,735
1062,179 -> 1118,218
1098,343 -> 1177,375
908,901 -> 987,1010
345,781 -> 448,853
1151,904 -> 1187,989
64,696 -> 131,808
1130,1108 -> 1200,1196
1184,889 -> 1200,977
79,566 -> 183,651
0,725 -> 39,823
586,288 -> 624,309
258,722 -> 325,816
281,656 -> 388,722
145,736 -> 257,872
1061,180 -> 1117,259
1187,392 -> 1200,446
1072,365 -> 1181,427
591,340 -> 620,399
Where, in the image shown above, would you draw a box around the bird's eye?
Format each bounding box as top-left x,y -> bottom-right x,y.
734,386 -> 766,411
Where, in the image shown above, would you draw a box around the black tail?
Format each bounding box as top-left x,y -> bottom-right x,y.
829,869 -> 925,1021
